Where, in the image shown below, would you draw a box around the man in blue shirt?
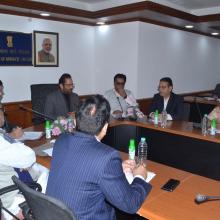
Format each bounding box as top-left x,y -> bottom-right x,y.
46,95 -> 152,220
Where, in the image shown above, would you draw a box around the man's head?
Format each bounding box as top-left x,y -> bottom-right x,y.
114,73 -> 126,92
59,73 -> 74,94
158,77 -> 173,98
42,38 -> 52,54
76,95 -> 110,139
0,80 -> 4,102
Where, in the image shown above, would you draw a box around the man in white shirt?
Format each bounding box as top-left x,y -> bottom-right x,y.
0,110 -> 48,220
104,73 -> 144,119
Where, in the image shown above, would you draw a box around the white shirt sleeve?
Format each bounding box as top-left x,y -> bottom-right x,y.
167,114 -> 173,120
0,136 -> 36,168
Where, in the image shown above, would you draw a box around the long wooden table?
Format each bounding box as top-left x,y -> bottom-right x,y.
35,152 -> 220,220
102,119 -> 220,180
24,123 -> 220,220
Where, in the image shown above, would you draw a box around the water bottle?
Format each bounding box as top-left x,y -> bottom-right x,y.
45,120 -> 51,139
137,137 -> 148,167
67,117 -> 74,133
161,110 -> 167,128
154,110 -> 159,125
128,139 -> 135,160
210,119 -> 217,136
201,114 -> 208,136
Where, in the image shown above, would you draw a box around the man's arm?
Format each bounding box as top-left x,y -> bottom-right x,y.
100,151 -> 152,214
44,94 -> 55,119
0,136 -> 36,168
172,95 -> 184,120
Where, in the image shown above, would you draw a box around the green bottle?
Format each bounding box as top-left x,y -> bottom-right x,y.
154,110 -> 159,125
210,119 -> 217,136
129,139 -> 135,160
45,120 -> 51,139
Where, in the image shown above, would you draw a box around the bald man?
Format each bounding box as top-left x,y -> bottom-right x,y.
38,38 -> 55,62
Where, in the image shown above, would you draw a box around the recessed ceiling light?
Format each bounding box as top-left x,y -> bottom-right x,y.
211,32 -> 219,36
40,13 -> 50,17
96,22 -> 105,25
185,25 -> 194,29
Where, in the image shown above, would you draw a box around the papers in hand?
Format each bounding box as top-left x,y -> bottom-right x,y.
125,171 -> 156,184
17,131 -> 43,141
43,148 -> 53,157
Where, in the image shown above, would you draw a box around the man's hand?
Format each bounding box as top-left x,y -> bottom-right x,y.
133,164 -> 148,179
10,127 -> 24,139
112,110 -> 123,116
122,159 -> 136,173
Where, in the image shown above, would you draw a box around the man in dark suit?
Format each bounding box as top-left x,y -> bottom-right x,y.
44,73 -> 79,120
46,95 -> 152,220
148,77 -> 184,120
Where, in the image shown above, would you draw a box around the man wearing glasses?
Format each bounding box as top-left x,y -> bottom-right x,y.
104,73 -> 144,119
148,77 -> 184,120
44,73 -> 79,120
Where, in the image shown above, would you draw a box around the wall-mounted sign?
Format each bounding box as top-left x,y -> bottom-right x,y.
0,31 -> 32,66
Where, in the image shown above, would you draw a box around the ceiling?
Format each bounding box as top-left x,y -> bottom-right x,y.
1,0 -> 220,39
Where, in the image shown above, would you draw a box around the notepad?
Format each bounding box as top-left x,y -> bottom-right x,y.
43,148 -> 53,157
125,171 -> 156,184
17,131 -> 43,141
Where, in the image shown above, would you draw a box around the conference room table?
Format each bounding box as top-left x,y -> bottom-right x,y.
24,120 -> 220,220
184,95 -> 219,123
102,118 -> 220,181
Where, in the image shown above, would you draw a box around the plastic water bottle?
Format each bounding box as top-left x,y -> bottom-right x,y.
161,110 -> 167,128
137,137 -> 148,167
128,139 -> 135,160
201,114 -> 208,136
210,119 -> 217,136
154,110 -> 159,125
67,117 -> 74,133
45,120 -> 51,139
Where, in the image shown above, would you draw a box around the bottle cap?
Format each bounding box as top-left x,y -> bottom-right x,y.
141,137 -> 146,142
129,139 -> 135,150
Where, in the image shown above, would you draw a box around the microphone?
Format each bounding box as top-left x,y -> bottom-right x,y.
194,96 -> 202,123
117,97 -> 124,113
19,105 -> 55,121
195,194 -> 220,204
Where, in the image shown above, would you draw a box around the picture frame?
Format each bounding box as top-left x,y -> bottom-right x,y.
34,31 -> 59,67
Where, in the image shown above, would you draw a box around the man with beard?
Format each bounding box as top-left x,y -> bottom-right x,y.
38,38 -> 55,63
44,73 -> 79,120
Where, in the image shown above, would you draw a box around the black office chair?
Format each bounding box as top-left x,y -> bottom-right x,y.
11,176 -> 76,220
214,83 -> 220,98
182,102 -> 190,121
30,84 -> 59,124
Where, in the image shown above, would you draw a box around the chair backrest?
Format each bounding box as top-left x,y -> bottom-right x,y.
12,176 -> 76,220
214,83 -> 220,98
182,102 -> 190,121
30,84 -> 59,124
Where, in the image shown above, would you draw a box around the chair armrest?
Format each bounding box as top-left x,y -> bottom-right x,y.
0,184 -> 18,196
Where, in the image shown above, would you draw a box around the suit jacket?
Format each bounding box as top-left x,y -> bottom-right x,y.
44,89 -> 79,120
148,92 -> 184,120
46,132 -> 152,220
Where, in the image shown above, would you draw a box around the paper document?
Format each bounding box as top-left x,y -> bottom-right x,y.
125,171 -> 156,184
43,148 -> 53,157
17,131 -> 43,141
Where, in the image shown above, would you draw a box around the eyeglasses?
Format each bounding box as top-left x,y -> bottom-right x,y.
64,83 -> 75,88
116,82 -> 125,85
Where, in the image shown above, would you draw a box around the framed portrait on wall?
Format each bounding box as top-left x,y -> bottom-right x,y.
34,31 -> 59,67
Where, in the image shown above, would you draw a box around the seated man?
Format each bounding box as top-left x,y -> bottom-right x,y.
0,109 -> 48,220
44,73 -> 80,120
46,95 -> 152,220
148,77 -> 184,120
105,73 -> 144,118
